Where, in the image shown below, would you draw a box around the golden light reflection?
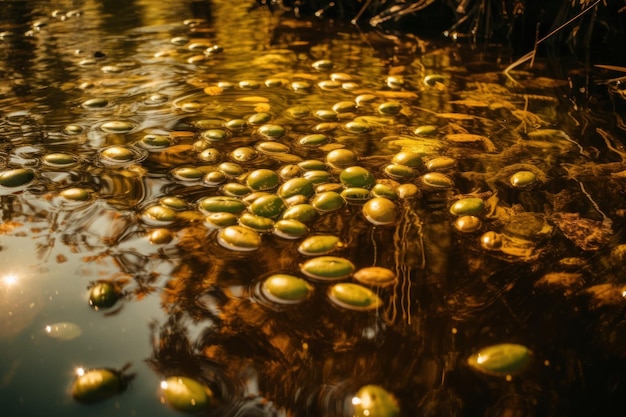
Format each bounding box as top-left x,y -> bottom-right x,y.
476,354 -> 487,364
43,322 -> 82,340
75,367 -> 85,377
2,273 -> 18,287
352,394 -> 373,412
0,266 -> 43,338
160,380 -> 168,389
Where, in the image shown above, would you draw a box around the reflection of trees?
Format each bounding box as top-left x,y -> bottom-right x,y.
147,281 -> 443,416
142,216 -> 447,415
0,1 -> 36,98
139,186 -> 626,417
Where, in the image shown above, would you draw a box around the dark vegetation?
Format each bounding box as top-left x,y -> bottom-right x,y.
253,0 -> 626,67
249,0 -> 626,113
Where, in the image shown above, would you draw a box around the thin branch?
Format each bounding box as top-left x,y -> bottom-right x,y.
594,64 -> 626,73
534,0 -> 601,46
504,51 -> 534,80
504,0 -> 602,75
351,0 -> 372,25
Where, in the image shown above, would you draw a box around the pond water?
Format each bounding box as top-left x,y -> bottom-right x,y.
1,1 -> 626,416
